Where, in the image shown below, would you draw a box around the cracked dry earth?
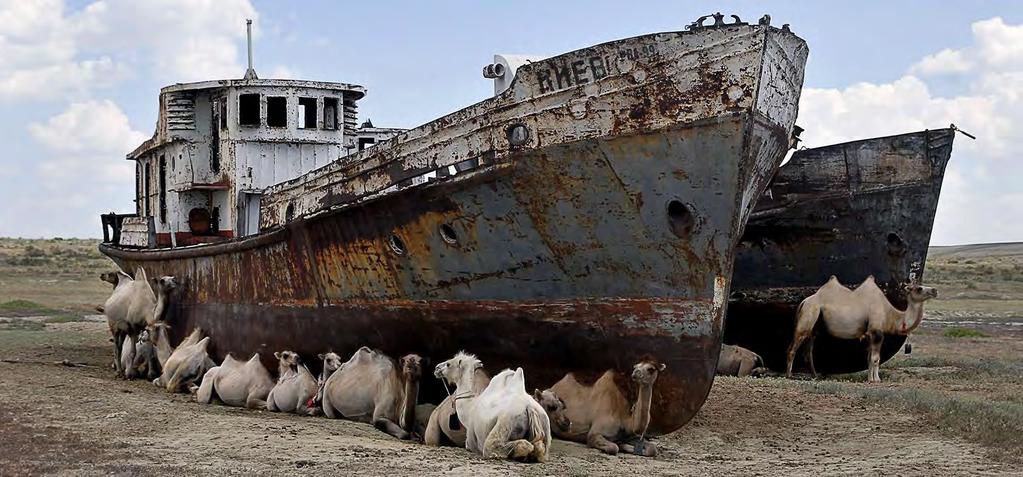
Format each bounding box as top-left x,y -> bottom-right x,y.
0,322 -> 1015,476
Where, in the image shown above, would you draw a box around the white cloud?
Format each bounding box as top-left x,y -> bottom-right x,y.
0,0 -> 267,101
267,65 -> 299,79
909,48 -> 972,76
798,17 -> 1023,245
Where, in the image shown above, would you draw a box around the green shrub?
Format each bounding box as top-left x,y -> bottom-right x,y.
943,327 -> 988,338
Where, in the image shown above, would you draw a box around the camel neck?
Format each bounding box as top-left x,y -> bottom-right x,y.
628,382 -> 654,437
900,299 -> 926,334
400,375 -> 419,432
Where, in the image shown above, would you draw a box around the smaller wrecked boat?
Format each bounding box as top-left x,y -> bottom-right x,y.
726,127 -> 959,373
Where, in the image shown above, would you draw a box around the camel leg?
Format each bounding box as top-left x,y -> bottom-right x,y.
482,416 -> 534,460
265,388 -> 279,412
867,330 -> 883,383
620,437 -> 658,457
245,394 -> 267,410
804,333 -> 818,379
112,331 -> 126,376
195,368 -> 218,403
587,432 -> 620,455
787,299 -> 821,378
373,416 -> 411,440
737,358 -> 755,378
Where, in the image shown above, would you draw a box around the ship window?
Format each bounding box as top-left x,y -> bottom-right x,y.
158,155 -> 167,224
219,99 -> 227,129
389,234 -> 407,256
142,165 -> 150,216
359,137 -> 375,151
239,93 -> 260,127
439,223 -> 458,245
667,200 -> 694,238
267,96 -> 287,127
324,97 -> 338,130
298,97 -> 317,129
285,203 -> 295,222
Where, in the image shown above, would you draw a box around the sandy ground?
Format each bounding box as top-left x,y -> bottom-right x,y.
0,321 -> 1017,476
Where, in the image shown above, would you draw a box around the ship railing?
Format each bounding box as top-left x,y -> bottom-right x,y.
100,213 -> 155,248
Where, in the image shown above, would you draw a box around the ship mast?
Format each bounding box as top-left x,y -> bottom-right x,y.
243,19 -> 258,80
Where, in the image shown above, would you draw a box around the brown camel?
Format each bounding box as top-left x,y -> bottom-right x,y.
321,347 -> 422,440
546,359 -> 664,456
716,344 -> 767,377
786,276 -> 938,382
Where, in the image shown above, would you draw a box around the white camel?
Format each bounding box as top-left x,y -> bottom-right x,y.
128,329 -> 160,380
101,268 -> 175,376
153,325 -> 214,393
786,276 -> 938,382
312,351 -> 343,410
434,352 -> 551,462
266,350 -> 319,415
546,359 -> 664,456
321,347 -> 422,440
424,366 -> 491,447
196,353 -> 274,408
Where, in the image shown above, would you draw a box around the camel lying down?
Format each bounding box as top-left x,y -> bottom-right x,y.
717,344 -> 768,377
321,347 -> 422,440
153,325 -> 215,393
266,350 -> 319,415
434,352 -> 551,462
543,359 -> 664,457
196,353 -> 274,409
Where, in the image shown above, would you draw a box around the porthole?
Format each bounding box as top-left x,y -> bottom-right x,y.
886,232 -> 906,256
389,234 -> 407,256
439,223 -> 458,245
666,200 -> 694,238
285,203 -> 295,223
506,124 -> 530,147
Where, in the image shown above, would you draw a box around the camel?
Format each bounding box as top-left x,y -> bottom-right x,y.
196,353 -> 274,408
717,344 -> 767,377
433,352 -> 551,462
312,351 -> 343,409
424,365 -> 491,447
546,359 -> 665,456
101,268 -> 175,376
128,329 -> 160,380
786,276 -> 938,383
321,347 -> 422,440
266,350 -> 319,415
152,325 -> 215,393
533,388 -> 571,432
119,334 -> 136,379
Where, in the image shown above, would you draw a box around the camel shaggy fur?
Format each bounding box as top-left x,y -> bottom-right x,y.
717,344 -> 767,377
424,367 -> 491,447
321,347 -> 422,440
786,276 -> 937,383
433,352 -> 551,462
196,353 -> 274,408
153,326 -> 214,393
547,359 -> 664,456
266,351 -> 319,415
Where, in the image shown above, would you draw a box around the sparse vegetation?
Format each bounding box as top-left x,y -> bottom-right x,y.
0,299 -> 54,316
943,327 -> 988,338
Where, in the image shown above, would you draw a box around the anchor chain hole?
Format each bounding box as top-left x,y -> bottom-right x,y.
389,234 -> 407,256
439,223 -> 458,245
667,200 -> 694,238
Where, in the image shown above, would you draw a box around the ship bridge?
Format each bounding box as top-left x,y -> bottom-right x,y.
106,77 -> 367,248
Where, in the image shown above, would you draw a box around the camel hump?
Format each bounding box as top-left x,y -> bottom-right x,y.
864,275 -> 875,283
197,337 -> 210,349
135,267 -> 148,283
249,353 -> 261,362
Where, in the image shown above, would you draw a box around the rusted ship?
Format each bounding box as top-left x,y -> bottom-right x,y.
98,14 -> 808,433
725,128 -> 956,373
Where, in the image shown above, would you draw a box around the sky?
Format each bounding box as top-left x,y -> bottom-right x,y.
0,0 -> 1021,245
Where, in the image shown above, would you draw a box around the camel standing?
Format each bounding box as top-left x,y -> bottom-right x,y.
321,347 -> 422,440
786,276 -> 938,382
424,366 -> 491,447
101,268 -> 175,376
266,351 -> 319,415
717,344 -> 767,377
546,359 -> 664,456
196,353 -> 274,408
433,352 -> 551,462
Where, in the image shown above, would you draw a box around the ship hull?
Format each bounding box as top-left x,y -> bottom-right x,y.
101,23 -> 808,433
726,129 -> 955,374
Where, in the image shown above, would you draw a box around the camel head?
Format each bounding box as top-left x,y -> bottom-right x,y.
99,271 -> 119,287
317,352 -> 343,378
904,283 -> 938,303
150,276 -> 178,295
399,354 -> 424,380
274,350 -> 301,374
434,351 -> 482,385
534,388 -> 570,431
631,359 -> 666,386
145,321 -> 171,344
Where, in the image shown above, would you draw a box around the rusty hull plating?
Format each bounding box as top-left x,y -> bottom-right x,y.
727,128 -> 955,373
101,20 -> 808,433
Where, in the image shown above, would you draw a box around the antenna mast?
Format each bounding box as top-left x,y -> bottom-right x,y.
243,19 -> 258,80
